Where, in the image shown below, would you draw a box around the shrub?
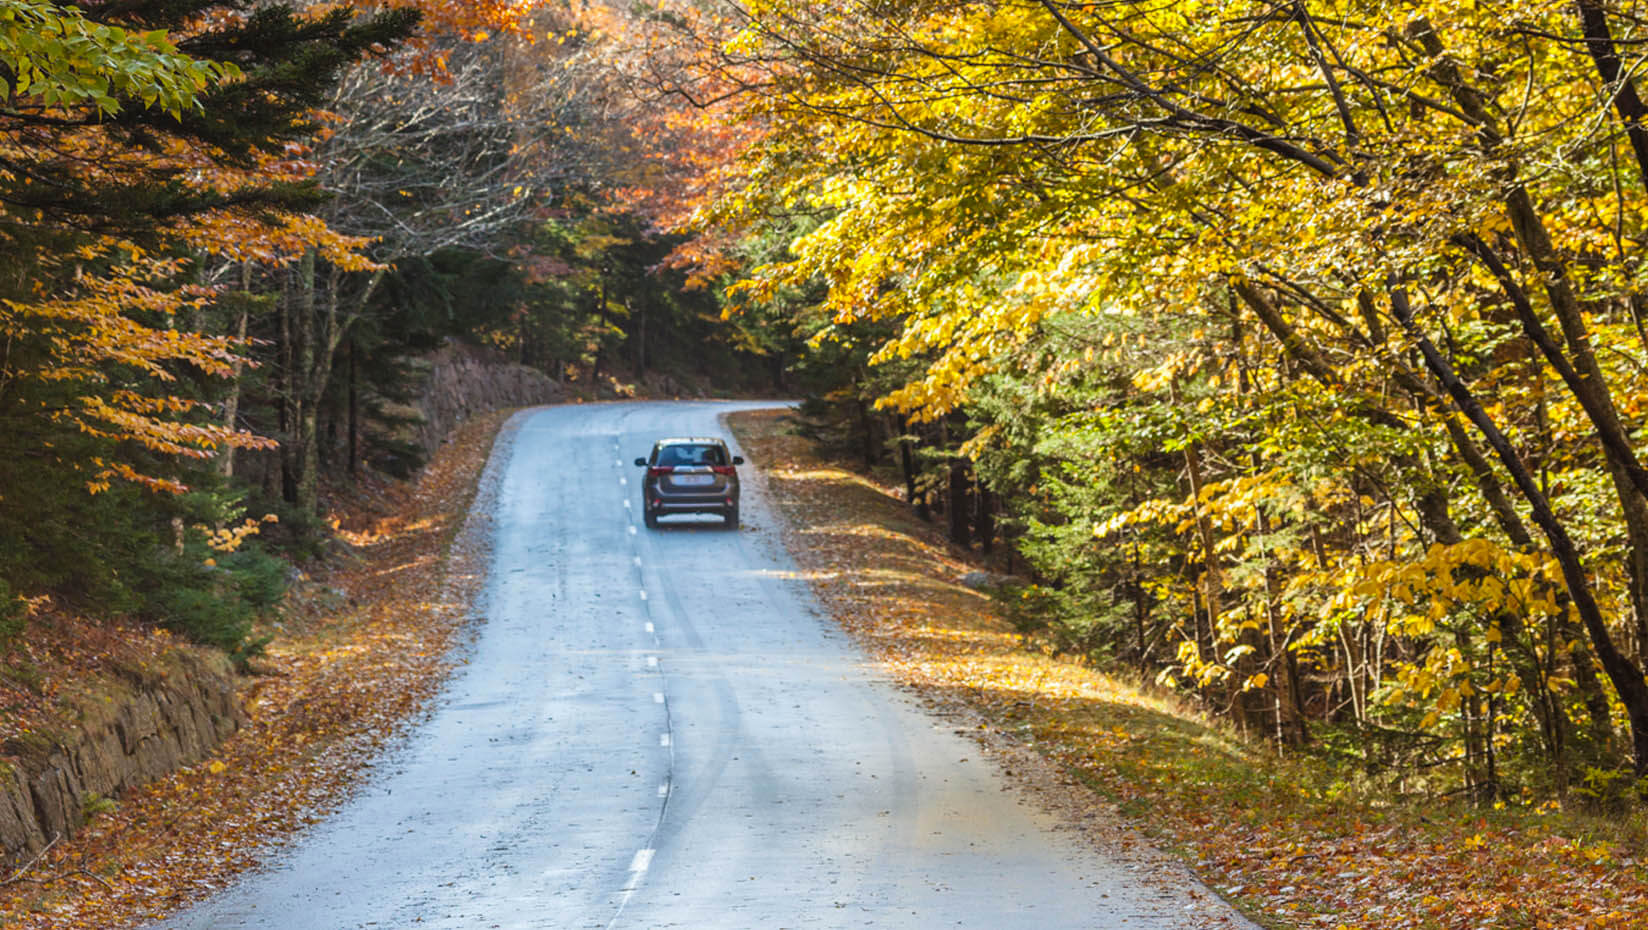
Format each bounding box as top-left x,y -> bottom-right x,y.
1576,766 -> 1648,812
142,534 -> 287,668
220,545 -> 289,612
81,792 -> 117,820
157,584 -> 253,656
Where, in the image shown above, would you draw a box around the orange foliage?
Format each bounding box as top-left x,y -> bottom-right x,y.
525,2 -> 763,279
0,251 -> 275,493
404,0 -> 531,42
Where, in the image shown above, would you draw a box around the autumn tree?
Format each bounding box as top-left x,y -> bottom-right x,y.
622,0 -> 1648,795
0,0 -> 419,650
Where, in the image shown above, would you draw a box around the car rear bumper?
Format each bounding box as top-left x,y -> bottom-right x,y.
649,491 -> 738,514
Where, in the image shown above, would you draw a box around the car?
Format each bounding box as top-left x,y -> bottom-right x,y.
634,437 -> 744,528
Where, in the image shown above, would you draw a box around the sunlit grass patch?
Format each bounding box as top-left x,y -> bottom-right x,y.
901,623 -> 1016,647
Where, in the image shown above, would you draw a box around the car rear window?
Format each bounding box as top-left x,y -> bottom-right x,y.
657,444 -> 726,467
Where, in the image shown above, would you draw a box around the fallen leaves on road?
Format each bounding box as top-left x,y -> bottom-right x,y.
728,408 -> 1648,930
0,409 -> 513,930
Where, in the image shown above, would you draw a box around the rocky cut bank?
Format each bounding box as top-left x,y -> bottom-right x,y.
1,648 -> 241,871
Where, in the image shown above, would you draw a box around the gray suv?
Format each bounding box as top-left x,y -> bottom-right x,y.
635,438 -> 744,528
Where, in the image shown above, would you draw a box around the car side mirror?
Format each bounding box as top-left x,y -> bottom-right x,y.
634,457 -> 647,467
732,455 -> 745,465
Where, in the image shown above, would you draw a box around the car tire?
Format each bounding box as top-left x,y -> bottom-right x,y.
644,507 -> 659,529
724,505 -> 739,529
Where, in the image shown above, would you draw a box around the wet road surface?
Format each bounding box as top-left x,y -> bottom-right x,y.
154,401 -> 1254,929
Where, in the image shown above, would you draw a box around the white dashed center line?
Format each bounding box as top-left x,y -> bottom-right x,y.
659,734 -> 671,747
622,848 -> 656,891
629,849 -> 654,873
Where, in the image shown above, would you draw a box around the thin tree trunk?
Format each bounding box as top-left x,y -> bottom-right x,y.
635,301 -> 647,376
279,262 -> 299,505
348,336 -> 359,477
294,248 -> 319,517
592,278 -> 606,385
218,269 -> 251,478
1258,506 -> 1309,744
1173,377 -> 1225,645
948,458 -> 972,548
858,396 -> 877,469
899,420 -> 927,521
975,483 -> 994,556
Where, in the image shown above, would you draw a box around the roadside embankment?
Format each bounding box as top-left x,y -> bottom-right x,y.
0,408 -> 521,929
412,340 -> 563,462
1,338 -> 555,897
1,649 -> 240,872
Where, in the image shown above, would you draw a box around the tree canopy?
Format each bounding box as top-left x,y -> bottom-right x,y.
582,0 -> 1648,798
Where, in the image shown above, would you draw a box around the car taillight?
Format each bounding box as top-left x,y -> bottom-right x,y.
711,465 -> 736,475
648,466 -> 674,477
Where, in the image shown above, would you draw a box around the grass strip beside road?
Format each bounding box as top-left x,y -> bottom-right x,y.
728,408 -> 1648,930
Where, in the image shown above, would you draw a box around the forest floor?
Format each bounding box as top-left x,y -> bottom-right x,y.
725,408 -> 1648,930
3,403 -> 1647,929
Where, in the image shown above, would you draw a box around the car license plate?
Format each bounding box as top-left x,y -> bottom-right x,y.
672,474 -> 713,486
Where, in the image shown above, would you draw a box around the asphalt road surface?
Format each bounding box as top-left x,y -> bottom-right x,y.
155,401 -> 1255,929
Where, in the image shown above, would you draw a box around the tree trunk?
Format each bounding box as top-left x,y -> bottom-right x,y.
947,458 -> 972,548
294,248 -> 319,517
975,482 -> 994,556
1257,505 -> 1309,745
1174,380 -> 1225,645
278,261 -> 299,505
899,421 -> 927,521
1576,0 -> 1648,192
219,291 -> 250,479
348,336 -> 359,477
635,301 -> 647,376
591,278 -> 607,386
857,396 -> 877,469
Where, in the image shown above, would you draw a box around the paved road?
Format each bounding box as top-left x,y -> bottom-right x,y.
155,401 -> 1251,929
